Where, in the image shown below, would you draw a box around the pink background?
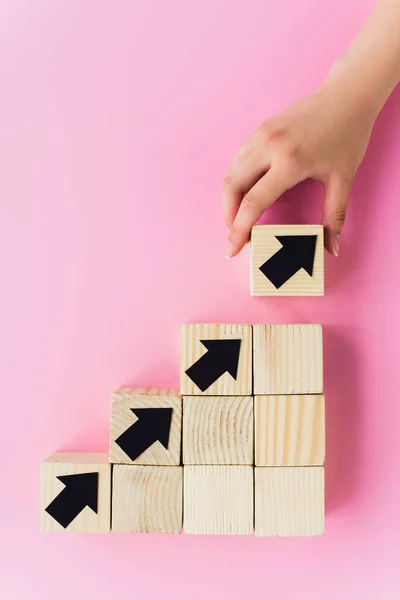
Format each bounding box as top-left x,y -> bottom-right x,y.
2,0 -> 400,598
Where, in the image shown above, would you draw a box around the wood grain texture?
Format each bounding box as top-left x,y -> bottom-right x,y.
255,466 -> 324,536
183,396 -> 253,465
253,324 -> 323,395
251,224 -> 324,296
255,395 -> 325,466
184,466 -> 254,535
112,465 -> 183,534
110,387 -> 182,465
40,453 -> 111,533
180,323 -> 252,396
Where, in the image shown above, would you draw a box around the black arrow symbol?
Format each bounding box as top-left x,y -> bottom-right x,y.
115,407 -> 173,462
45,472 -> 98,528
185,339 -> 241,392
259,235 -> 317,289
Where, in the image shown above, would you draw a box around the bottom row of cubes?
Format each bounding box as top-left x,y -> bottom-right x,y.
40,454 -> 324,536
113,465 -> 324,536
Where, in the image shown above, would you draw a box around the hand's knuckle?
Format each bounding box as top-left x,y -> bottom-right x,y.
283,143 -> 302,164
222,171 -> 234,188
261,121 -> 286,144
243,192 -> 259,209
335,209 -> 347,225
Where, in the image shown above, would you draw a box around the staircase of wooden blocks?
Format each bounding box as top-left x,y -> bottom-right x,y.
41,322 -> 325,536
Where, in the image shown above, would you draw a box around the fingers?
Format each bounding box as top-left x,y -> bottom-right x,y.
322,176 -> 350,256
222,172 -> 243,230
227,168 -> 291,257
222,144 -> 269,229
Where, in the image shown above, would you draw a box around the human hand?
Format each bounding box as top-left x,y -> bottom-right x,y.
222,74 -> 379,258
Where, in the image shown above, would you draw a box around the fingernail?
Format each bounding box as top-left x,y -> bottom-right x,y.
333,235 -> 340,257
225,241 -> 234,259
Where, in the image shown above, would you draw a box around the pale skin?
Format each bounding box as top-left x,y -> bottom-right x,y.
223,0 -> 400,258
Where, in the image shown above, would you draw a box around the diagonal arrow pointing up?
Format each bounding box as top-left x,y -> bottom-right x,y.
185,339 -> 241,392
45,472 -> 98,528
259,235 -> 317,289
115,407 -> 173,462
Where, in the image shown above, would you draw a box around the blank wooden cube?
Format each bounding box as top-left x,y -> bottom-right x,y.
253,324 -> 323,395
251,225 -> 324,296
40,453 -> 111,533
110,387 -> 181,465
112,465 -> 182,534
181,324 -> 252,396
255,467 -> 324,536
183,396 -> 253,465
184,466 -> 253,535
255,395 -> 325,466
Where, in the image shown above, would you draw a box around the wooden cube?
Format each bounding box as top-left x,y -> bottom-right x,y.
183,396 -> 253,465
112,465 -> 183,534
253,324 -> 323,395
251,225 -> 324,296
184,466 -> 253,535
110,387 -> 181,465
181,324 -> 252,396
255,395 -> 325,466
40,453 -> 111,533
255,466 -> 324,536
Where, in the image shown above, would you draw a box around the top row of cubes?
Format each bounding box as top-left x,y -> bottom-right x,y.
181,323 -> 323,396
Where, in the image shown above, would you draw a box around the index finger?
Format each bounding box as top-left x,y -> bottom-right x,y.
222,143 -> 270,228
227,168 -> 291,257
222,171 -> 243,229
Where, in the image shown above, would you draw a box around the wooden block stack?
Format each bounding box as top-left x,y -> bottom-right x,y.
40,322 -> 325,536
181,322 -> 325,536
110,387 -> 183,533
41,389 -> 184,535
181,323 -> 254,535
253,324 -> 325,536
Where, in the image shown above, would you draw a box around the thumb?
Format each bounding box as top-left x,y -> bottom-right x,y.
322,176 -> 350,256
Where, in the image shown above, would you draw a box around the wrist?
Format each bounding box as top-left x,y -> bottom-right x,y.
323,57 -> 393,122
325,0 -> 400,119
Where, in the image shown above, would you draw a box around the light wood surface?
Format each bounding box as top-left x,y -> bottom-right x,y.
110,387 -> 182,465
112,465 -> 183,534
40,452 -> 111,533
255,395 -> 325,466
253,324 -> 323,395
180,323 -> 252,396
251,224 -> 324,296
184,466 -> 254,535
183,396 -> 253,465
114,387 -> 179,398
43,452 -> 110,464
255,466 -> 324,536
